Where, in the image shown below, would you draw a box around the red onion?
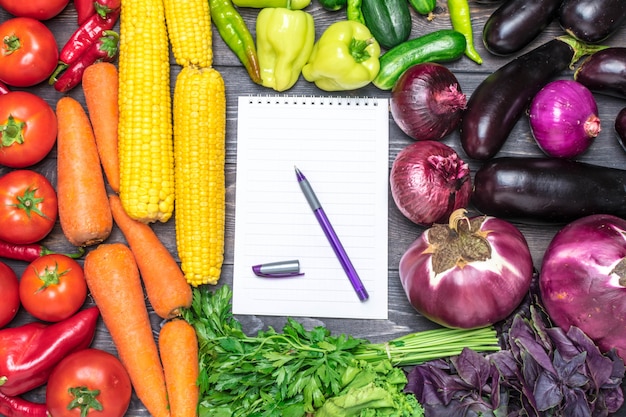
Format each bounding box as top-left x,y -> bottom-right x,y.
390,63 -> 466,141
528,79 -> 601,158
399,209 -> 533,329
540,214 -> 626,361
390,141 -> 472,226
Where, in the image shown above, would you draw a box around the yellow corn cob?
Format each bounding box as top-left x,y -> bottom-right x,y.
173,66 -> 226,286
163,0 -> 213,68
118,0 -> 175,223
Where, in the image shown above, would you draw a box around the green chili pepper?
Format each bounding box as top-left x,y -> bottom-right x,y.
346,0 -> 365,24
447,0 -> 482,64
209,0 -> 262,84
231,0 -> 310,9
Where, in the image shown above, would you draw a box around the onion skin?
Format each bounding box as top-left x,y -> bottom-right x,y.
390,63 -> 466,141
528,79 -> 600,158
399,210 -> 533,329
540,214 -> 626,361
390,141 -> 472,226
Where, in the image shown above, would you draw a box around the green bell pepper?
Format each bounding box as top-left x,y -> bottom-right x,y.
256,7 -> 315,92
302,20 -> 380,91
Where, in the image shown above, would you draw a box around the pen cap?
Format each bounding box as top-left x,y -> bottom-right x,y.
252,260 -> 302,278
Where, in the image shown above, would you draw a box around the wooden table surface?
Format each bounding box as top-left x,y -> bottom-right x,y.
2,1 -> 626,415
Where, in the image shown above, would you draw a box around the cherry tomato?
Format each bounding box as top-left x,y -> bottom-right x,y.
19,254 -> 87,322
0,0 -> 70,20
0,17 -> 59,87
0,261 -> 19,328
0,170 -> 57,244
46,349 -> 132,417
0,91 -> 57,168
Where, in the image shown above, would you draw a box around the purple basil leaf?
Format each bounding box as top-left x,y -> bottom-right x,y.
553,350 -> 589,388
488,351 -> 518,379
529,305 -> 553,351
422,401 -> 476,417
452,347 -> 493,389
597,379 -> 625,414
517,336 -> 557,375
563,388 -> 592,417
546,326 -> 582,360
406,360 -> 471,405
607,350 -> 626,386
534,370 -> 562,411
508,314 -> 535,358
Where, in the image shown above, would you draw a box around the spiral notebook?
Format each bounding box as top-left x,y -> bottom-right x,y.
232,95 -> 389,320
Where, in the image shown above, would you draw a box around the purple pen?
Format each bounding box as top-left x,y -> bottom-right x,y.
294,166 -> 369,301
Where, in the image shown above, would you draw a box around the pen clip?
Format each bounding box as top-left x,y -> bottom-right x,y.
252,260 -> 304,278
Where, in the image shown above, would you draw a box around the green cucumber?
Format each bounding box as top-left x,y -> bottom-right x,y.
408,0 -> 436,16
361,0 -> 412,50
373,29 -> 466,90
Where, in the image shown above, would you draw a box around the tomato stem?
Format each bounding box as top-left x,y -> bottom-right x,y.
67,386 -> 104,417
2,35 -> 21,55
1,115 -> 25,147
14,187 -> 49,220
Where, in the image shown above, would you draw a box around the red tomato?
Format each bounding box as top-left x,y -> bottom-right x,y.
46,349 -> 132,417
19,254 -> 87,322
0,91 -> 58,168
0,261 -> 19,328
0,170 -> 57,244
0,0 -> 70,20
0,18 -> 59,87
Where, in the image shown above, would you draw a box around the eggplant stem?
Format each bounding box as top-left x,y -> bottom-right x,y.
557,35 -> 610,69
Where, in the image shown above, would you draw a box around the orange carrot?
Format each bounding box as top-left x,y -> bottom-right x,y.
159,318 -> 200,417
56,96 -> 112,247
82,62 -> 120,193
109,194 -> 192,319
83,243 -> 170,417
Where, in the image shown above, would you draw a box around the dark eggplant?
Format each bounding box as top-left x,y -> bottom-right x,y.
459,36 -> 604,160
574,47 -> 626,99
482,0 -> 563,56
472,157 -> 626,223
616,107 -> 626,151
558,0 -> 626,43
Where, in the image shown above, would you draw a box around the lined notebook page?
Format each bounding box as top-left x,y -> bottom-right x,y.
232,95 -> 389,319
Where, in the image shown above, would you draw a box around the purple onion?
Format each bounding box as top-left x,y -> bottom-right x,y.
399,209 -> 533,329
390,63 -> 466,141
540,214 -> 626,361
390,141 -> 472,226
528,79 -> 601,158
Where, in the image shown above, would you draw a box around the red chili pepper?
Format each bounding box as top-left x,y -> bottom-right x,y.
59,8 -> 120,66
0,239 -> 85,262
94,0 -> 121,18
0,306 -> 99,397
0,82 -> 9,95
51,30 -> 119,93
75,0 -> 96,25
0,391 -> 47,417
